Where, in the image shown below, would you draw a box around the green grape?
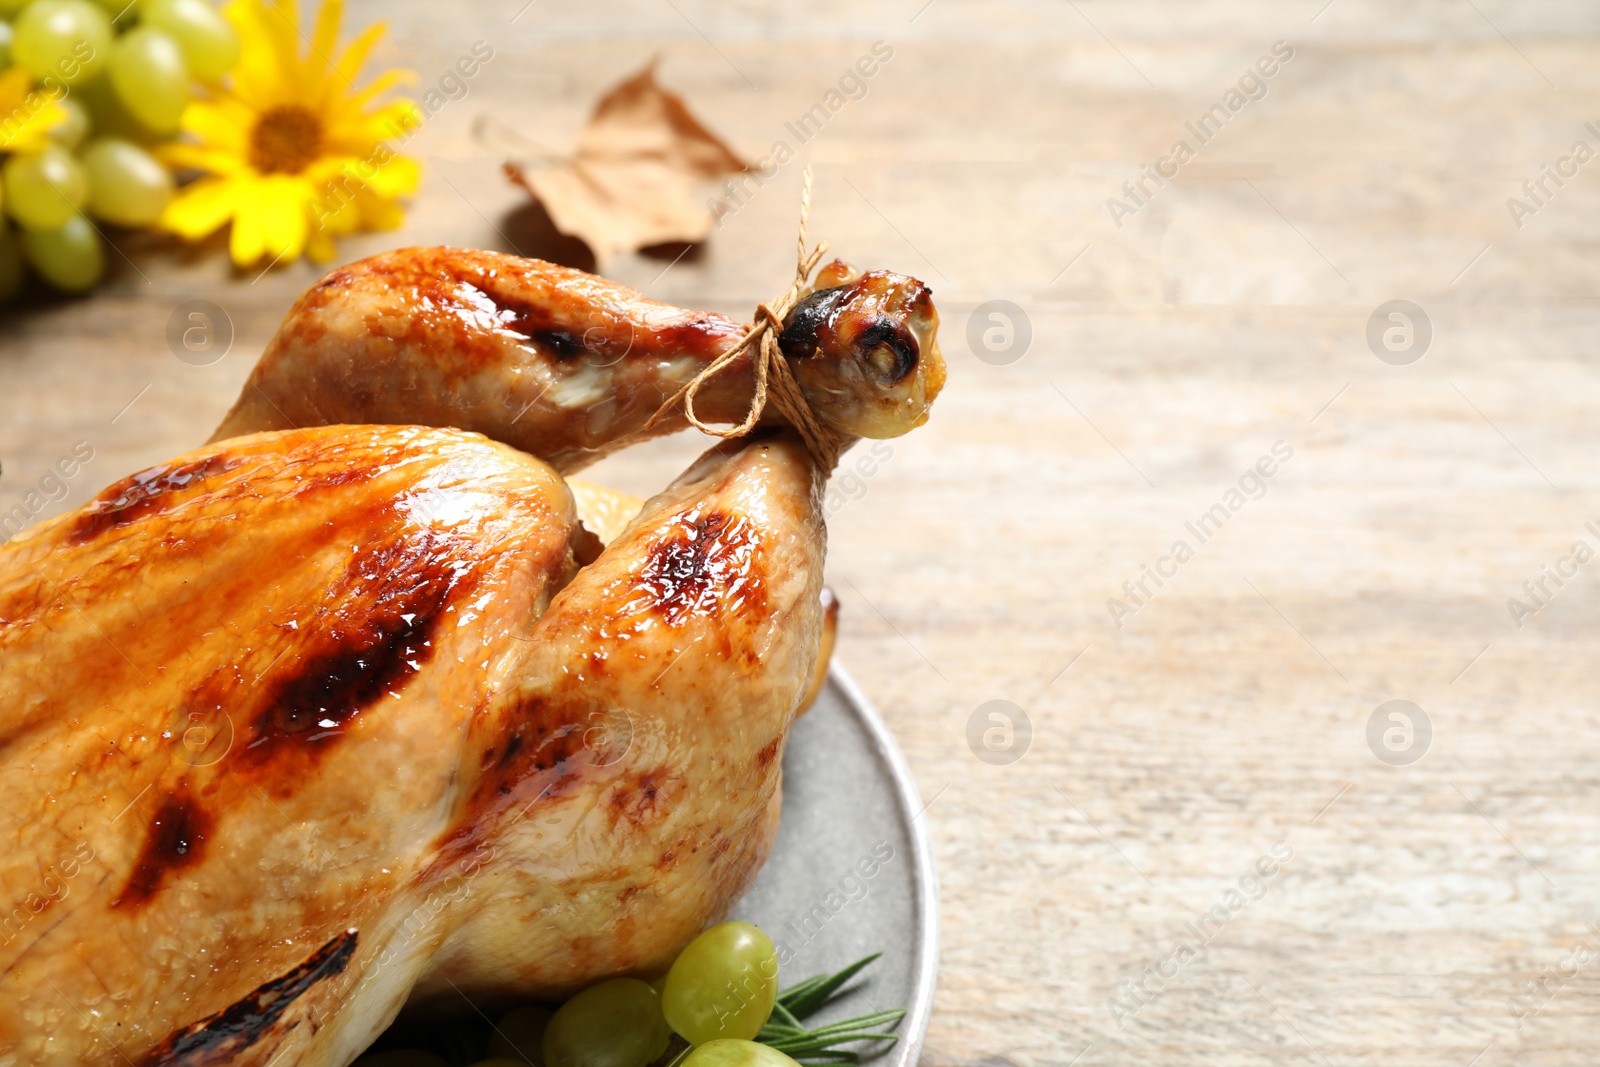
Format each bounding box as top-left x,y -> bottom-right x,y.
48,94 -> 90,148
351,1052 -> 453,1067
86,0 -> 138,22
0,224 -> 25,305
82,72 -> 159,142
469,1061 -> 535,1067
4,146 -> 89,229
486,1005 -> 553,1066
662,922 -> 779,1045
542,979 -> 670,1067
681,1040 -> 801,1067
20,214 -> 102,292
12,0 -> 111,86
82,137 -> 170,225
108,25 -> 185,134
0,21 -> 14,70
140,0 -> 236,82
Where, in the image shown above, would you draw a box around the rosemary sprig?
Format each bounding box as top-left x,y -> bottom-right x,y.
756,954 -> 905,1065
776,953 -> 883,1018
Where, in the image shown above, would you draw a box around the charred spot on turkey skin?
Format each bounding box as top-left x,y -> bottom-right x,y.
112,790 -> 213,909
444,275 -> 742,368
139,930 -> 357,1066
241,533 -> 467,772
779,288 -> 920,387
429,692 -> 596,875
779,285 -> 849,360
70,454 -> 247,543
853,317 -> 920,385
635,510 -> 766,624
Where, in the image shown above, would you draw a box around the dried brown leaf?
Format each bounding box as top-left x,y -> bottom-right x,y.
506,60 -> 748,262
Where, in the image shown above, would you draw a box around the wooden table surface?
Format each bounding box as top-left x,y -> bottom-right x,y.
5,1 -> 1600,1063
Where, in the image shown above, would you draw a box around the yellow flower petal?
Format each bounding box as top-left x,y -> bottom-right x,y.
309,0 -> 342,79
227,0 -> 299,106
223,0 -> 273,90
307,226 -> 337,263
332,22 -> 386,92
259,0 -> 305,80
162,175 -> 247,239
312,184 -> 360,235
361,153 -> 420,199
0,68 -> 26,110
300,165 -> 356,231
0,72 -> 69,152
301,155 -> 349,185
0,105 -> 65,152
179,99 -> 251,154
355,189 -> 403,232
258,174 -> 312,263
156,142 -> 248,176
341,68 -> 417,116
310,147 -> 418,202
330,97 -> 422,148
228,177 -> 270,265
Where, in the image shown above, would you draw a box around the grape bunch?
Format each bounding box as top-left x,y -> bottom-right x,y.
0,0 -> 238,302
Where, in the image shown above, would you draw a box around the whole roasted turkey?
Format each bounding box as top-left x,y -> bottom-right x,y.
0,247 -> 942,1066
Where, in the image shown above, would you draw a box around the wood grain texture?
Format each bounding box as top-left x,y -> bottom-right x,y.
4,1 -> 1600,1064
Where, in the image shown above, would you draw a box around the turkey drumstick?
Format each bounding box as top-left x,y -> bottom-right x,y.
211,247 -> 945,471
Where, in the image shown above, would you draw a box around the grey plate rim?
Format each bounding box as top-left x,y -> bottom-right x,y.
825,661 -> 939,1067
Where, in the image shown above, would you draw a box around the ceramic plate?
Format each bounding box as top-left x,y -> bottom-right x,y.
732,664 -> 939,1066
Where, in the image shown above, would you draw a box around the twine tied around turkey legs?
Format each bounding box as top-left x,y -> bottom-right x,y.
641,168 -> 849,472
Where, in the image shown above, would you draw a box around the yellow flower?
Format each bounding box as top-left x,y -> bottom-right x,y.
0,68 -> 69,154
159,0 -> 423,267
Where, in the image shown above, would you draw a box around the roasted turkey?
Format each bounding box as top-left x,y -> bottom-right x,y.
0,247 -> 941,1066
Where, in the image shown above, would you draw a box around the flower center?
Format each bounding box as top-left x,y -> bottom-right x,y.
250,106 -> 323,174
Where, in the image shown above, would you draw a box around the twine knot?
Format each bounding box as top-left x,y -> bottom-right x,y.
643,168 -> 847,471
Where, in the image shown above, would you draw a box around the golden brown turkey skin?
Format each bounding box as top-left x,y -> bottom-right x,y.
562,479 -> 836,717
210,247 -> 943,471
0,425 -> 826,1066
